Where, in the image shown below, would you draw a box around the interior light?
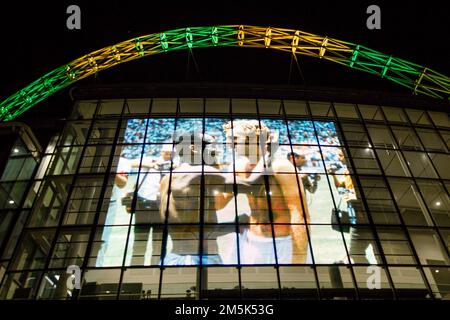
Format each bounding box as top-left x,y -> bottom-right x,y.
13,148 -> 19,153
435,270 -> 440,273
8,200 -> 14,204
436,201 -> 441,206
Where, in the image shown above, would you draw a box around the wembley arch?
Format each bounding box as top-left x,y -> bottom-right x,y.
0,25 -> 449,121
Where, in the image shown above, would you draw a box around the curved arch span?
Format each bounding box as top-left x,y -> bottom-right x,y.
1,25 -> 449,121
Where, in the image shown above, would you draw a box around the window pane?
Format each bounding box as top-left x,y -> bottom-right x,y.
408,228 -> 450,266
284,100 -> 309,116
389,267 -> 429,299
80,269 -> 122,300
334,103 -> 359,119
416,181 -> 450,227
416,128 -> 446,152
388,178 -> 434,226
160,267 -> 196,299
279,266 -> 318,299
120,268 -> 161,300
375,149 -> 410,177
367,125 -> 397,148
377,227 -> 417,264
382,107 -> 408,123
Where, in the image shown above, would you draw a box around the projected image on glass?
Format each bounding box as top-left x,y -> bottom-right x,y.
96,117 -> 361,267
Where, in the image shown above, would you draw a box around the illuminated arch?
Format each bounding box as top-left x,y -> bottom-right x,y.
1,25 -> 449,121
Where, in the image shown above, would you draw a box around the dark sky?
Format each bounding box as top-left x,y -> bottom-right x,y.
0,1 -> 449,123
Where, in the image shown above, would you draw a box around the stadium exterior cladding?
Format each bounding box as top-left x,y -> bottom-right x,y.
0,83 -> 449,301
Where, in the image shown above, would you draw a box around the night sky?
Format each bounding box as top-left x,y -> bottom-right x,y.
0,1 -> 448,125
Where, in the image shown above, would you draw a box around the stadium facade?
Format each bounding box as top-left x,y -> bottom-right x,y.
0,83 -> 449,300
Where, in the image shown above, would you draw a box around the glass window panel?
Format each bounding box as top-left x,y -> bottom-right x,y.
340,122 -> 370,147
205,98 -> 229,114
388,178 -> 434,226
382,107 -> 408,123
429,153 -> 450,179
358,176 -> 400,225
89,226 -> 128,267
79,269 -> 122,300
28,176 -> 72,227
258,99 -> 282,115
160,267 -> 196,299
0,271 -> 42,300
391,126 -> 423,151
349,147 -> 380,175
48,146 -> 83,175
366,124 -> 397,148
352,266 -> 393,299
439,130 -> 450,150
203,225 -> 237,266
388,267 -> 429,299
151,98 -> 177,114
119,118 -> 148,144
316,266 -> 355,299
63,175 -> 106,225
10,229 -> 56,271
240,267 -> 279,295
283,100 -> 309,116
261,119 -> 289,145
346,227 -> 382,264
403,151 -> 438,178
203,267 -> 240,298
287,120 -> 317,145
439,228 -> 450,252
123,99 -> 150,115
78,145 -> 112,174
406,109 -> 432,126
423,267 -> 450,299
58,120 -> 91,147
409,228 -> 450,266
49,228 -> 90,269
72,100 -> 97,120
38,269 -> 77,300
309,101 -> 334,118
428,111 -> 450,128
88,120 -> 119,144
232,99 -> 256,114
179,98 -> 203,114
314,121 -> 340,146
288,146 -> 325,176
334,103 -> 359,119
358,104 -> 384,121
279,266 -> 318,299
310,225 -> 349,264
415,128 -> 446,152
97,100 -> 123,115
120,268 -> 161,300
161,226 -> 199,266
375,149 -> 410,177
416,180 -> 450,227
1,211 -> 28,260
127,223 -> 163,267
376,227 -> 417,264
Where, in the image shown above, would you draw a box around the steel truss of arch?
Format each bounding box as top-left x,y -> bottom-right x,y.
1,25 -> 449,121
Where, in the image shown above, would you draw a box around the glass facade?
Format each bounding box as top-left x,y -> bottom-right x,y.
0,97 -> 449,300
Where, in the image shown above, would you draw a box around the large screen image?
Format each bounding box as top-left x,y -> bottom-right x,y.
95,118 -> 365,267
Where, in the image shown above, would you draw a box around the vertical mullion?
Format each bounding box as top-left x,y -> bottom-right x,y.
75,100 -> 127,300
229,99 -> 243,299
158,98 -> 180,299
255,99 -> 281,299
116,101 -> 151,299
281,100 -> 322,300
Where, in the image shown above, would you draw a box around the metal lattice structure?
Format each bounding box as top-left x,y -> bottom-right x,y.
1,25 -> 449,121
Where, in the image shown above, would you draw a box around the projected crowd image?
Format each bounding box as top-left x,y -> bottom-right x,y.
96,117 -> 363,267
